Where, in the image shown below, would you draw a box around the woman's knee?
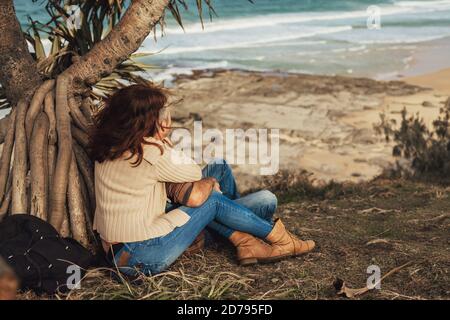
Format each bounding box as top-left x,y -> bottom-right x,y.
258,190 -> 278,209
254,190 -> 277,220
204,190 -> 224,205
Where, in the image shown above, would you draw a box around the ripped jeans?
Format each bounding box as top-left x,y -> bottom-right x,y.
114,159 -> 277,275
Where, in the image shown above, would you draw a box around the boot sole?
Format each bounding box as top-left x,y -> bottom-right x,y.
239,258 -> 258,266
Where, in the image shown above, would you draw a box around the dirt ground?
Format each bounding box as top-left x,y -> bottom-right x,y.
18,177 -> 449,300
168,177 -> 449,300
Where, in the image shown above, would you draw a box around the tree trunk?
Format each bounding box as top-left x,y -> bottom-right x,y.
0,0 -> 41,104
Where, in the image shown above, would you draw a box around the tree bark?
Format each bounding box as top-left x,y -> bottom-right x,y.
0,174 -> 12,220
50,76 -> 72,230
29,112 -> 49,220
25,80 -> 55,143
0,0 -> 41,104
68,96 -> 89,132
11,99 -> 28,214
44,91 -> 57,208
72,125 -> 89,148
67,156 -> 89,247
60,207 -> 70,238
73,141 -> 95,211
80,98 -> 93,125
0,115 -> 11,144
0,109 -> 15,203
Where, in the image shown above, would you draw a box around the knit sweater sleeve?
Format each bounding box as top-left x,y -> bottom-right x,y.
144,143 -> 202,183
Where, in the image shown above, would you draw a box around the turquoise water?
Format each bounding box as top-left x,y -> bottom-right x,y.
13,0 -> 450,81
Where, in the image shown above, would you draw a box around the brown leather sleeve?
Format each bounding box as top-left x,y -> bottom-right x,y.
166,177 -> 217,207
166,182 -> 194,205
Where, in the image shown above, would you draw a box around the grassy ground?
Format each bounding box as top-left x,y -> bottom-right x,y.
19,176 -> 449,300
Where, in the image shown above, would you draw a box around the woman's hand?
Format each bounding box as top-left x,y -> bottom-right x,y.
187,177 -> 218,207
213,180 -> 222,193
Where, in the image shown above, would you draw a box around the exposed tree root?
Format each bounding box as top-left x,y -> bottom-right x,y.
60,206 -> 70,238
78,171 -> 96,245
0,115 -> 12,144
50,76 -> 73,231
72,125 -> 89,148
11,99 -> 29,214
73,141 -> 95,212
80,98 -> 93,125
68,156 -> 89,247
29,112 -> 49,220
44,90 -> 57,199
0,173 -> 12,220
25,80 -> 55,143
68,96 -> 89,132
0,108 -> 16,203
0,77 -> 96,245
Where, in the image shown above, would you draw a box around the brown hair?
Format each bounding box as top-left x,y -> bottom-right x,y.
89,84 -> 170,166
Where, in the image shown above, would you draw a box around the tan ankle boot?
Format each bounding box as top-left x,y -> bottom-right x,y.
264,219 -> 315,261
229,231 -> 273,266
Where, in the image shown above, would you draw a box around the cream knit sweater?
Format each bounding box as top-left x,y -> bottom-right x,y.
93,138 -> 202,243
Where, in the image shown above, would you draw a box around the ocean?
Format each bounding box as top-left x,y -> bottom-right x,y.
12,0 -> 450,82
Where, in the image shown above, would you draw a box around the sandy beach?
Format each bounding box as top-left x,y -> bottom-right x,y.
170,68 -> 449,189
404,67 -> 450,95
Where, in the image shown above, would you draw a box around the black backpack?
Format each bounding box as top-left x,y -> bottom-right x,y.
0,214 -> 93,294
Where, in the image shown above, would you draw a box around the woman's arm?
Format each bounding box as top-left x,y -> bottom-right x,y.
145,144 -> 202,183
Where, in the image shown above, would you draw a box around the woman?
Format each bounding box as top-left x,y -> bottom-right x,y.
90,84 -> 315,276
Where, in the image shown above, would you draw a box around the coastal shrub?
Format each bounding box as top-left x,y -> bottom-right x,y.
251,169 -> 359,203
375,97 -> 450,180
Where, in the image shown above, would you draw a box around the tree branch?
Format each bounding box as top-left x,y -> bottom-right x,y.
64,0 -> 170,92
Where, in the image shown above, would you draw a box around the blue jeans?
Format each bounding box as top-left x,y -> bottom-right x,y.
115,159 -> 277,275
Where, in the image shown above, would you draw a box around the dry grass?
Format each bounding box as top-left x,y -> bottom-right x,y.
18,176 -> 450,300
64,268 -> 253,300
